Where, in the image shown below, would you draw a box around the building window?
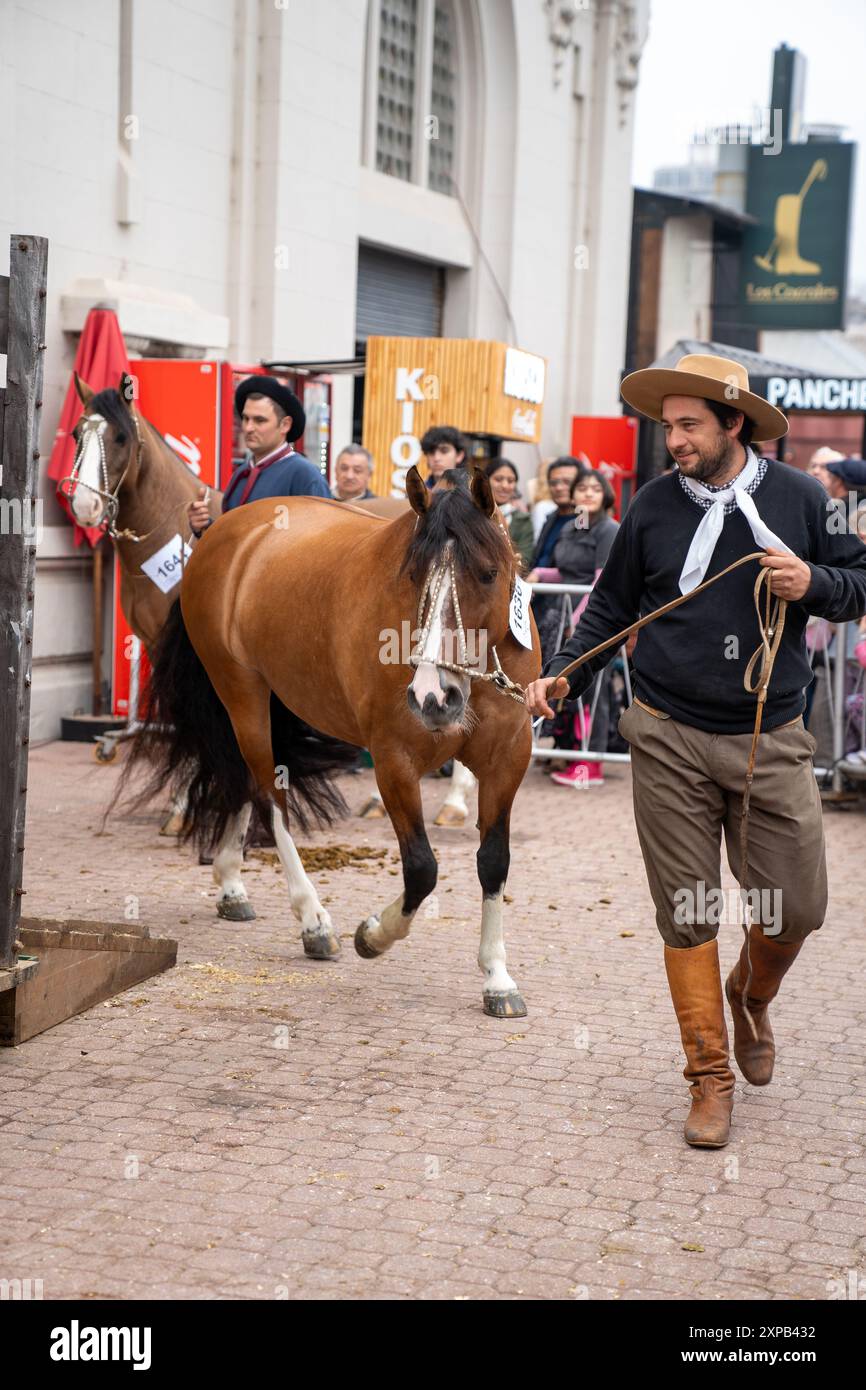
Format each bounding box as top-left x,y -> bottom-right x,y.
376,0 -> 418,183
428,2 -> 456,194
368,0 -> 460,196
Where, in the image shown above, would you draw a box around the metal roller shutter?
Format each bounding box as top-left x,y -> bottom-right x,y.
356,244 -> 444,342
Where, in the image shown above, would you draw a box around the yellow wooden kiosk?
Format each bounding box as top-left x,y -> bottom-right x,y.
362,336 -> 547,498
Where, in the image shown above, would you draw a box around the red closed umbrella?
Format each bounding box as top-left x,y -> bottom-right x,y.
47,307 -> 132,548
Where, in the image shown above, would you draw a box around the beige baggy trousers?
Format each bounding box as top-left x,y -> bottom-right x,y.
617,699 -> 828,949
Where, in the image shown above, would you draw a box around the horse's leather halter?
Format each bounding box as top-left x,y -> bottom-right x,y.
58,411 -> 146,540
409,539 -> 526,704
59,410 -> 197,548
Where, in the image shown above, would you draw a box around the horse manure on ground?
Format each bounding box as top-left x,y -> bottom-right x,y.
247,845 -> 391,872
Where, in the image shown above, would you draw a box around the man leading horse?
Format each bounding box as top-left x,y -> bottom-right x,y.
187,375 -> 329,538
525,353 -> 866,1150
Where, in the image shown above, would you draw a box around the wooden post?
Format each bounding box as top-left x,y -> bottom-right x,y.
0,235 -> 48,971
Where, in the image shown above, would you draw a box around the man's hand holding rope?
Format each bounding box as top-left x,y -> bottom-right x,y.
524,546 -> 813,719
759,547 -> 811,601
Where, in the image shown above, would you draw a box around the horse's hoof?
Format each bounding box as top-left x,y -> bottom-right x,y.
483,990 -> 527,1018
434,804 -> 466,827
358,796 -> 386,820
302,929 -> 341,960
199,850 -> 214,866
216,897 -> 256,922
354,919 -> 383,959
159,812 -> 186,837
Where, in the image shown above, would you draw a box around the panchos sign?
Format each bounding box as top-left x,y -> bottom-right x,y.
764,376 -> 866,412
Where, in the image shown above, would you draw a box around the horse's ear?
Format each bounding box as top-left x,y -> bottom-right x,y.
74,372 -> 94,407
469,465 -> 496,517
406,466 -> 430,516
118,372 -> 137,407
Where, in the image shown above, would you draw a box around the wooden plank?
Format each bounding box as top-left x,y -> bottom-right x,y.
0,921 -> 177,1045
0,236 -> 49,969
0,272 -> 8,354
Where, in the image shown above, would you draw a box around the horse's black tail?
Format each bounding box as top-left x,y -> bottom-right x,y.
114,600 -> 355,849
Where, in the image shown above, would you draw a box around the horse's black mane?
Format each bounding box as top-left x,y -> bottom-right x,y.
89,388 -> 135,438
400,474 -> 514,585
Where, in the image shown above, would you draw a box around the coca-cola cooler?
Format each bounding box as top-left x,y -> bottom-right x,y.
111,361 -> 332,716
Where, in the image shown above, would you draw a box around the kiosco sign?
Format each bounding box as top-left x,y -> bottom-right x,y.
363,337 -> 547,498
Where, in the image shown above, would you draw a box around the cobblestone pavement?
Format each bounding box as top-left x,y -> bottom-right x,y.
2,742 -> 864,1301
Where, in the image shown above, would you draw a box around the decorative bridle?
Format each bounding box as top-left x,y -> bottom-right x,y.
408,531 -> 527,705
57,411 -> 146,540
58,408 -> 193,546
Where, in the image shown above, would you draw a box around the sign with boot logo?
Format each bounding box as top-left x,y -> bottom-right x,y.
739,142 -> 854,329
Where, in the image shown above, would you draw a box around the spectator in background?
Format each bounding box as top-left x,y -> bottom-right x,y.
532,471 -> 619,788
332,444 -> 376,502
525,456 -> 589,666
819,456 -> 866,542
484,457 -> 534,570
529,455 -> 586,539
420,425 -> 468,489
807,446 -> 845,486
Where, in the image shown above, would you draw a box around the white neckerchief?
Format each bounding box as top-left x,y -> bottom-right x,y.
678,450 -> 793,595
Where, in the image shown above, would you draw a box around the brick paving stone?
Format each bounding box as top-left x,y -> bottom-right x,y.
0,743 -> 862,1301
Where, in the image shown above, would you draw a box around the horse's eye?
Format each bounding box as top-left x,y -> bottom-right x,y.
481,568 -> 498,585
115,432 -> 127,446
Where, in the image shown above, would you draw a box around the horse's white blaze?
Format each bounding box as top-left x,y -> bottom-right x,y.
478,890 -> 518,997
70,415 -> 107,525
409,575 -> 449,707
271,804 -> 337,944
212,804 -> 252,904
440,759 -> 476,815
362,894 -> 415,953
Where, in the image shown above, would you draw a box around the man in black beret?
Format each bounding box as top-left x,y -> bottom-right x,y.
187,375 -> 329,536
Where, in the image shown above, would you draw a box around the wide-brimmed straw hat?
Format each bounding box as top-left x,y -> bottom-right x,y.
620,353 -> 788,442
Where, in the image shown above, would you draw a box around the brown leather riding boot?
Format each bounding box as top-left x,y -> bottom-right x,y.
725,925 -> 803,1086
664,939 -> 735,1148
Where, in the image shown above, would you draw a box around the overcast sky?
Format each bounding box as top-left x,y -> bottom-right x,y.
631,0 -> 866,295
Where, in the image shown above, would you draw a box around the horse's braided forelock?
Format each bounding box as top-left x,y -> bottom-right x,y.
401,487 -> 513,587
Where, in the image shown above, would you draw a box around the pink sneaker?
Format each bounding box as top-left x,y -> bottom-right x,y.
551,760 -> 604,788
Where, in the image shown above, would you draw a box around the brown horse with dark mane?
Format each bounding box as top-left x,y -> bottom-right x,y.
65,374 -> 222,650
124,464 -> 541,1016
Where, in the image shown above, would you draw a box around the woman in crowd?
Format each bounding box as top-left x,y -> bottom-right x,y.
530,469 -> 619,788
484,458 -> 535,570
526,457 -> 588,666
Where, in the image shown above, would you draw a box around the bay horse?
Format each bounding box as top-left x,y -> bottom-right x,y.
64,373 -> 222,650
124,465 -> 541,1016
65,376 -> 473,830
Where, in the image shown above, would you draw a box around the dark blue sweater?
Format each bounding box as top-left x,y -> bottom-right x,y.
222,451 -> 330,510
543,461 -> 866,733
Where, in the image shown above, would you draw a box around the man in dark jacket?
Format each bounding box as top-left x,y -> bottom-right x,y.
526,353 -> 866,1151
187,375 -> 329,535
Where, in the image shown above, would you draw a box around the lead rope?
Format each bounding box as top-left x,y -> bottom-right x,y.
550,550 -> 788,1042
